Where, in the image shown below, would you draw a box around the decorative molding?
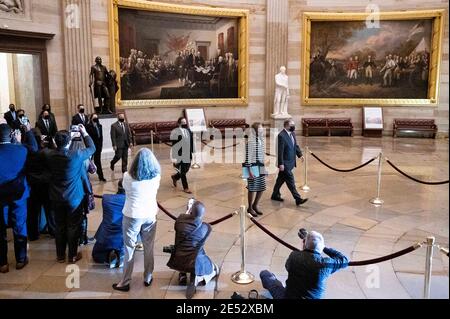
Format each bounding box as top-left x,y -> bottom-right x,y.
0,0 -> 31,22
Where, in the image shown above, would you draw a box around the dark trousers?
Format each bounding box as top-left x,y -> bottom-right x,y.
173,162 -> 191,189
53,202 -> 84,259
27,182 -> 55,240
260,270 -> 286,299
92,150 -> 104,179
94,83 -> 110,110
0,196 -> 28,266
111,147 -> 128,173
272,169 -> 302,201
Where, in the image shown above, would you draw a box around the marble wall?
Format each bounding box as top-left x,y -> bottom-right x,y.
1,0 -> 448,135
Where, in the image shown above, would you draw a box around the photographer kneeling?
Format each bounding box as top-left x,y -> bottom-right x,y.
166,200 -> 219,299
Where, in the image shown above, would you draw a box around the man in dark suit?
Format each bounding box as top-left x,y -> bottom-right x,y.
271,119 -> 308,206
87,113 -> 106,182
71,104 -> 88,126
36,110 -> 58,139
44,125 -> 95,263
170,117 -> 194,194
4,104 -> 20,130
0,123 -> 38,273
110,113 -> 132,173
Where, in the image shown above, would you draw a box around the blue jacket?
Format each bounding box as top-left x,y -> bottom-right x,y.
44,136 -> 95,211
92,194 -> 125,263
284,247 -> 348,299
0,131 -> 38,203
277,130 -> 302,171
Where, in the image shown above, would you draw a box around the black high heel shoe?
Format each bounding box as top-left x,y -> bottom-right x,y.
252,206 -> 263,215
112,283 -> 130,292
247,208 -> 258,217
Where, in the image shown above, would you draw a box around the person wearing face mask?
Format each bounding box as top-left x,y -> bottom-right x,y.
71,104 -> 89,126
43,125 -> 95,263
36,110 -> 58,142
39,104 -> 56,123
167,200 -> 219,299
243,122 -> 267,217
271,119 -> 308,206
87,114 -> 106,182
110,113 -> 132,173
170,117 -> 194,194
0,122 -> 38,273
4,104 -> 20,130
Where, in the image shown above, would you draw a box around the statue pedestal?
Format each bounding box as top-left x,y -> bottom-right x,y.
271,113 -> 292,130
98,114 -> 117,161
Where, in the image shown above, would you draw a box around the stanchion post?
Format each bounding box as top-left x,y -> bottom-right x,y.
150,130 -> 154,153
231,205 -> 255,284
191,131 -> 201,169
300,146 -> 310,192
369,152 -> 384,206
423,236 -> 435,299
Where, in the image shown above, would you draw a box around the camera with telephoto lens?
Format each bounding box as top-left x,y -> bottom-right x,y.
163,245 -> 175,254
298,228 -> 308,240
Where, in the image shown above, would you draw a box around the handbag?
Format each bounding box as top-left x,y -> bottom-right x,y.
242,166 -> 260,179
88,159 -> 97,174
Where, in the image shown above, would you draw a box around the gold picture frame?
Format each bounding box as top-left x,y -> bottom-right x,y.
109,0 -> 249,108
301,10 -> 445,106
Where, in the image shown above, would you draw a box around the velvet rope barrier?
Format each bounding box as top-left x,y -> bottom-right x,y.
309,151 -> 377,173
385,159 -> 449,185
249,216 -> 423,266
201,140 -> 240,149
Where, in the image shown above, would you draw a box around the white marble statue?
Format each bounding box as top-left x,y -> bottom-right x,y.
272,66 -> 291,118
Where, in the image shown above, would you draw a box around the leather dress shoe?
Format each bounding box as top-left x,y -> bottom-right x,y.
179,273 -> 187,286
296,198 -> 308,206
68,252 -> 82,263
0,264 -> 9,273
112,283 -> 130,292
271,196 -> 284,202
171,175 -> 177,187
16,257 -> 29,270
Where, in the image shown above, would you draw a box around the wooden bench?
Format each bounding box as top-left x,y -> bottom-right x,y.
393,119 -> 437,138
302,118 -> 353,136
154,121 -> 178,143
209,119 -> 249,138
129,122 -> 155,145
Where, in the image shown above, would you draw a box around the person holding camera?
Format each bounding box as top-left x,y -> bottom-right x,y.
259,229 -> 348,299
0,122 -> 38,273
44,124 -> 95,264
167,200 -> 219,299
112,148 -> 160,292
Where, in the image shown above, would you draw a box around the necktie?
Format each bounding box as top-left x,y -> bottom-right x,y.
12,112 -> 16,120
81,114 -> 84,123
95,124 -> 100,137
121,123 -> 125,134
290,133 -> 295,146
45,120 -> 49,131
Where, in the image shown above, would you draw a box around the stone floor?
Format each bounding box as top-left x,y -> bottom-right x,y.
0,135 -> 448,299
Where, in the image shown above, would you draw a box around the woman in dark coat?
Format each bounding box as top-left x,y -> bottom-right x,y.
167,200 -> 219,299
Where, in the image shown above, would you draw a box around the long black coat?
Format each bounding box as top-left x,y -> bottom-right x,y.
167,214 -> 214,275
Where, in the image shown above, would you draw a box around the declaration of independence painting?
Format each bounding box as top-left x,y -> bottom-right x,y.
309,19 -> 433,99
118,7 -> 240,102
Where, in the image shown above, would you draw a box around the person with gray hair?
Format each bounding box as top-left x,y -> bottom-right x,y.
259,228 -> 348,299
112,148 -> 161,292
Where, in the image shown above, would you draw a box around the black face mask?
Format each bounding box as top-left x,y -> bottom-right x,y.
9,107 -> 15,112
79,108 -> 85,113
92,118 -> 99,123
118,118 -> 125,122
289,125 -> 295,132
43,115 -> 50,120
181,124 -> 188,129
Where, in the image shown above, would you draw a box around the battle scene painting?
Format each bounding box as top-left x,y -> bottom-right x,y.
309,19 -> 433,99
118,8 -> 239,101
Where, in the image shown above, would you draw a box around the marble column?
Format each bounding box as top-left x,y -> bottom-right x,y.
62,0 -> 94,118
265,0 -> 289,122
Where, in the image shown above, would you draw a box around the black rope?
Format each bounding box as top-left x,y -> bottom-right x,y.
386,159 -> 449,185
249,216 -> 422,266
265,152 -> 276,157
209,213 -> 235,225
310,152 -> 377,172
201,140 -> 240,149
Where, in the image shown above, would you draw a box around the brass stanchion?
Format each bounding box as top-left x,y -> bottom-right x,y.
300,146 -> 310,192
231,205 -> 255,284
150,130 -> 154,153
423,236 -> 435,299
191,131 -> 201,169
369,152 -> 384,206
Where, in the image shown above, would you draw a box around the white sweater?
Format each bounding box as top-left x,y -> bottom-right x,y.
122,172 -> 160,220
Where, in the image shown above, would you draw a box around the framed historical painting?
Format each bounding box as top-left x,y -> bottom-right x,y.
184,108 -> 207,132
302,10 -> 445,106
109,0 -> 249,108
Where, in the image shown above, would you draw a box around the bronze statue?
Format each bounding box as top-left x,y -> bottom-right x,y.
107,70 -> 119,114
89,56 -> 112,114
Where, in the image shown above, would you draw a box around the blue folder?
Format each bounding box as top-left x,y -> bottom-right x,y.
242,166 -> 260,179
